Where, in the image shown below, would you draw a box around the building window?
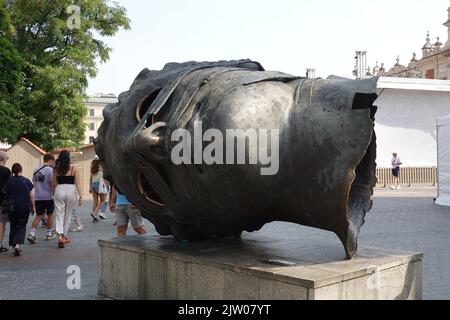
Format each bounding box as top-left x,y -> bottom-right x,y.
89,136 -> 95,144
89,109 -> 95,117
89,123 -> 95,131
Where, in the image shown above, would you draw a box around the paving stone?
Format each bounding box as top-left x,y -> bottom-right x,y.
0,187 -> 449,300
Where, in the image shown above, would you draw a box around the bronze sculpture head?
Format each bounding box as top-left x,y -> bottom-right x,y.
96,60 -> 378,259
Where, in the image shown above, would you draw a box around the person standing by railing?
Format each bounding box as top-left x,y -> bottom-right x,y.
390,153 -> 403,190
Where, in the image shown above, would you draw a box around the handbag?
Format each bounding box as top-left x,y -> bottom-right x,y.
98,178 -> 109,195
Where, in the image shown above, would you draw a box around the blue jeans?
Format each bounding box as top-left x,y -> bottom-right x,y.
91,182 -> 100,193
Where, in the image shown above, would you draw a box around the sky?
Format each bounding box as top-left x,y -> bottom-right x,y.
87,0 -> 450,96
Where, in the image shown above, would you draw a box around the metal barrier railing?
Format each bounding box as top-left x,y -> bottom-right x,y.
375,167 -> 437,188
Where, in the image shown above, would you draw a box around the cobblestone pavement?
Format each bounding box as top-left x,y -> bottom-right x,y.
0,187 -> 449,300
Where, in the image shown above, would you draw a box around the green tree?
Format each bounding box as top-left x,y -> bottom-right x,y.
1,0 -> 130,150
0,1 -> 24,142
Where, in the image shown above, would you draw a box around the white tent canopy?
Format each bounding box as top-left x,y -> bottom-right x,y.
435,115 -> 450,207
374,78 -> 450,168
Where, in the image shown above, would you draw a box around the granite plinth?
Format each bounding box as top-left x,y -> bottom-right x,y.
98,234 -> 422,300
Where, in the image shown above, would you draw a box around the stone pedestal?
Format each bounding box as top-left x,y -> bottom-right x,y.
98,235 -> 422,300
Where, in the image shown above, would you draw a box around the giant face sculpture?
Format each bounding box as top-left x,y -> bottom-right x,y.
96,60 -> 378,259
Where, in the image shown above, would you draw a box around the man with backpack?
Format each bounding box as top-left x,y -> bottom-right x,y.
27,154 -> 57,243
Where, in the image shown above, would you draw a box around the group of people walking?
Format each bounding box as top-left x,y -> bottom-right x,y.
0,150 -> 146,256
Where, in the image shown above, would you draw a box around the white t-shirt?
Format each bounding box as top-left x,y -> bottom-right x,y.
391,157 -> 402,169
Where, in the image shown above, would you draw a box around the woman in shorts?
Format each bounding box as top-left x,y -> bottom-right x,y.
89,157 -> 108,222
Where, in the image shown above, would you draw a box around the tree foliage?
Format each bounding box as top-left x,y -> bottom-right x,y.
0,1 -> 24,142
0,0 -> 130,150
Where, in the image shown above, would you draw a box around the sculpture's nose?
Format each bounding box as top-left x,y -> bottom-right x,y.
132,122 -> 169,163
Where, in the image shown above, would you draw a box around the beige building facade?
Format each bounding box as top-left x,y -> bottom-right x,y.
84,94 -> 118,145
4,139 -> 96,197
5,138 -> 47,180
374,6 -> 450,80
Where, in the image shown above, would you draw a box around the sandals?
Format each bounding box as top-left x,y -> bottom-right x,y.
0,246 -> 8,253
90,213 -> 99,223
70,226 -> 84,232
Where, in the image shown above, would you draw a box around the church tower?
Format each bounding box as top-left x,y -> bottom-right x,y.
443,5 -> 450,49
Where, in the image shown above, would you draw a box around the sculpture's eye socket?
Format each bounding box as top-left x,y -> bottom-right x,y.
136,89 -> 162,128
352,93 -> 378,110
352,92 -> 378,121
137,170 -> 166,207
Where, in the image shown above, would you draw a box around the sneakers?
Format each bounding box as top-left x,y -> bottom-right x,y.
46,233 -> 57,241
41,216 -> 48,228
27,235 -> 37,244
98,213 -> 107,220
29,233 -> 57,242
13,245 -> 21,257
